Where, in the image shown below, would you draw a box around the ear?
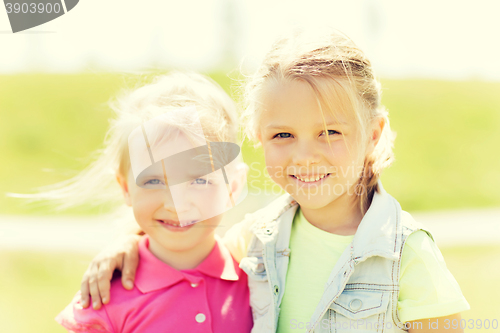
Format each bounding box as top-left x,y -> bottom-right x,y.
226,163 -> 248,209
116,172 -> 132,207
255,132 -> 263,147
366,117 -> 385,155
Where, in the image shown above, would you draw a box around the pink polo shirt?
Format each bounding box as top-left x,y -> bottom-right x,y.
56,236 -> 252,333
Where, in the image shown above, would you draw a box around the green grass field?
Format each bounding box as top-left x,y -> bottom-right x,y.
1,74 -> 500,215
1,74 -> 499,332
1,246 -> 497,333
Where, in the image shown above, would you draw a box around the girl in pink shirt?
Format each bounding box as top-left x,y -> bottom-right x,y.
41,72 -> 252,332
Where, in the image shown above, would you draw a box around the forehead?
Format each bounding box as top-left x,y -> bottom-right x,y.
128,127 -> 202,180
259,78 -> 353,129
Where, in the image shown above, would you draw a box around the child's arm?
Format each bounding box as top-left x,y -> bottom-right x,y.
222,212 -> 257,263
80,213 -> 256,309
56,291 -> 113,333
407,313 -> 463,332
80,231 -> 142,310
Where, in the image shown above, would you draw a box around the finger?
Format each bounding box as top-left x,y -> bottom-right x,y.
97,258 -> 116,305
80,271 -> 92,308
88,264 -> 103,310
121,243 -> 140,290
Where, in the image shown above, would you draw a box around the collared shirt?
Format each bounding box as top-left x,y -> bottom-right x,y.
56,236 -> 252,333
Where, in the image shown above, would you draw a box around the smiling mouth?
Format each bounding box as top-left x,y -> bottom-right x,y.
291,173 -> 330,183
157,220 -> 189,227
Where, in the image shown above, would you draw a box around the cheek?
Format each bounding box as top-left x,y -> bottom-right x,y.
198,214 -> 223,231
131,191 -> 158,215
323,143 -> 365,179
264,145 -> 289,177
322,139 -> 355,162
191,185 -> 229,211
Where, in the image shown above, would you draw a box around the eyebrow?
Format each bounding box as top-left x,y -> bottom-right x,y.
138,174 -> 164,180
265,120 -> 348,130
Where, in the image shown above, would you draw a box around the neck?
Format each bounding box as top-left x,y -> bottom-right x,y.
300,192 -> 366,235
147,233 -> 216,270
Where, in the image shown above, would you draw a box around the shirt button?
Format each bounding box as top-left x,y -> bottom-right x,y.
349,299 -> 363,311
190,283 -> 199,288
195,313 -> 206,323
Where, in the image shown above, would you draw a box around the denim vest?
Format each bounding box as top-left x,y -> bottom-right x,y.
239,184 -> 432,333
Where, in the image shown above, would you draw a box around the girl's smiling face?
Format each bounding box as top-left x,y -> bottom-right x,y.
118,131 -> 233,260
258,78 -> 381,214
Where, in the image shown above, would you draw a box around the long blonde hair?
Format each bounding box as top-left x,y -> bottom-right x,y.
243,27 -> 395,213
13,71 -> 239,212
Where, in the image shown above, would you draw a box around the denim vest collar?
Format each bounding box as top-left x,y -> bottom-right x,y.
352,181 -> 402,263
250,181 -> 402,263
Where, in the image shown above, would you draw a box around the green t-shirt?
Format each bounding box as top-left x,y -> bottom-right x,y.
276,209 -> 469,333
276,208 -> 353,333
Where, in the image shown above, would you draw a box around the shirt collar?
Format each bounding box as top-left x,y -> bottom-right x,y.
135,235 -> 239,294
256,181 -> 402,262
351,180 -> 403,261
249,181 -> 403,262
191,234 -> 239,281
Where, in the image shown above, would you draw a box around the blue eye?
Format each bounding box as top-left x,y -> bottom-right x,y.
273,132 -> 292,139
144,179 -> 163,185
321,130 -> 340,136
192,178 -> 211,185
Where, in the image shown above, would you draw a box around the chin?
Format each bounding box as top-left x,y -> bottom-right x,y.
292,193 -> 336,210
161,239 -> 200,253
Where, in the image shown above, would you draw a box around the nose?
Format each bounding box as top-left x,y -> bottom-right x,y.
292,140 -> 320,166
161,187 -> 178,215
162,185 -> 192,215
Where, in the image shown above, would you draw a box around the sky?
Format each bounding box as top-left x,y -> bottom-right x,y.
0,0 -> 499,80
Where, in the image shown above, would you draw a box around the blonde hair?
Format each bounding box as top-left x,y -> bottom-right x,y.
14,71 -> 239,212
243,27 -> 395,213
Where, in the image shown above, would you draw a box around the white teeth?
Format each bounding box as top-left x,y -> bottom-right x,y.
161,220 -> 180,226
295,174 -> 327,182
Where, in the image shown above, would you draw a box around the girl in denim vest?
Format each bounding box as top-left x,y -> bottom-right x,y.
79,28 -> 469,332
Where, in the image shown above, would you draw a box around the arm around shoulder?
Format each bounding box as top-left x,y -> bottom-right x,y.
80,233 -> 142,310
222,212 -> 258,263
56,292 -> 113,333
